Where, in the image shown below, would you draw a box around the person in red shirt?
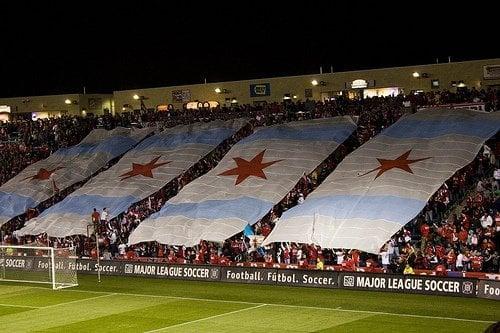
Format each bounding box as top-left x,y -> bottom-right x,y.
461,213 -> 470,230
219,256 -> 231,266
157,246 -> 164,258
194,251 -> 203,264
177,256 -> 187,264
291,246 -> 298,264
435,245 -> 445,259
261,224 -> 271,237
342,257 -> 355,271
446,249 -> 456,270
283,247 -> 290,264
264,254 -> 273,264
458,228 -> 468,244
365,258 -> 377,272
167,250 -> 176,263
90,247 -> 98,259
434,264 -> 446,276
350,249 -> 360,267
91,208 -> 100,226
210,251 -> 219,265
126,249 -> 137,260
298,255 -> 309,269
471,255 -> 483,271
420,223 -> 430,238
308,245 -> 318,265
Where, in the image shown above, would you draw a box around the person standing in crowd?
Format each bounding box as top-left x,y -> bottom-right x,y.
91,208 -> 100,227
380,248 -> 390,270
480,212 -> 493,229
316,257 -> 324,270
456,251 -> 464,272
101,208 -> 109,226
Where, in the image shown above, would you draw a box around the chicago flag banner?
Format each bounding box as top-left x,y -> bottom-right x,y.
0,127 -> 152,226
129,117 -> 357,246
263,108 -> 500,253
19,119 -> 247,237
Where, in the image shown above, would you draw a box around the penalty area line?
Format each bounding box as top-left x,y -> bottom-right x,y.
144,304 -> 267,332
0,303 -> 41,309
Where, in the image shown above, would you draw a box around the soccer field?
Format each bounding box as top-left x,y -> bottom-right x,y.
0,274 -> 498,332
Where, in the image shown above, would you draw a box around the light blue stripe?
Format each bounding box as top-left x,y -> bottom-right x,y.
0,191 -> 38,218
152,196 -> 274,224
39,194 -> 139,219
53,136 -> 138,157
282,195 -> 426,225
381,118 -> 500,139
133,127 -> 236,151
239,123 -> 356,144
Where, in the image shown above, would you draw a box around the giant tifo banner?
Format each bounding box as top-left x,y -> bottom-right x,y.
18,120 -> 247,238
129,117 -> 357,246
264,108 -> 500,253
0,127 -> 153,226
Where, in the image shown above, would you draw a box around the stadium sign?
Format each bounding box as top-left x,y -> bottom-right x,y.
222,267 -> 275,285
351,79 -> 368,89
477,280 -> 500,300
249,83 -> 271,97
3,256 -> 493,298
220,267 -> 338,288
0,105 -> 11,113
339,272 -> 476,297
483,65 -> 500,80
78,260 -> 221,281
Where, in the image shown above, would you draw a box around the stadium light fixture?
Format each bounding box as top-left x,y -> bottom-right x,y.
215,88 -> 222,94
457,81 -> 466,88
133,94 -> 140,100
311,79 -> 319,86
64,99 -> 72,105
293,95 -> 298,99
412,72 -> 420,78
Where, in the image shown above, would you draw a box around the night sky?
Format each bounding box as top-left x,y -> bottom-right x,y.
0,2 -> 497,97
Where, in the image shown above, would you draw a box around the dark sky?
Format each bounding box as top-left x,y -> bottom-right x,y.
0,1 -> 497,97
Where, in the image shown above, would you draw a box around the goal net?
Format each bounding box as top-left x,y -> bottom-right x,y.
0,245 -> 78,290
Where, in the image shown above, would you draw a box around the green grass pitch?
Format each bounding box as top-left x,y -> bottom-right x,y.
0,274 -> 498,332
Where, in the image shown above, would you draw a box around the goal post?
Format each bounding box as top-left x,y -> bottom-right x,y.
0,245 -> 78,290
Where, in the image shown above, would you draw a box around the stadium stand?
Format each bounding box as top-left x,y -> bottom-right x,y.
1,87 -> 499,275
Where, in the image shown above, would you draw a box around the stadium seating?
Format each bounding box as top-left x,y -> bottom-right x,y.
1,87 -> 499,275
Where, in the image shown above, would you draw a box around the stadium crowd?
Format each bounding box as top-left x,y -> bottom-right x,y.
1,86 -> 499,274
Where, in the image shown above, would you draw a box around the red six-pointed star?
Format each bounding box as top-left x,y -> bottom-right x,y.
23,166 -> 64,181
359,149 -> 431,179
119,156 -> 170,181
218,149 -> 283,185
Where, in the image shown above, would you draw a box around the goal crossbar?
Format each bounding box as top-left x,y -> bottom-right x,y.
0,245 -> 78,290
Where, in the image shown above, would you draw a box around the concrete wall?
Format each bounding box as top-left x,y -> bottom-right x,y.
113,58 -> 500,112
2,59 -> 499,119
0,93 -> 113,118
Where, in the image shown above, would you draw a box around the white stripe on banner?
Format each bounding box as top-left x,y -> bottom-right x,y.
129,116 -> 357,246
0,127 -> 153,226
263,108 -> 500,253
18,119 -> 247,237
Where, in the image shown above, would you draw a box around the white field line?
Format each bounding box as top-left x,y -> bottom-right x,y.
41,293 -> 117,309
26,286 -> 496,324
0,303 -> 41,309
144,304 -> 267,332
